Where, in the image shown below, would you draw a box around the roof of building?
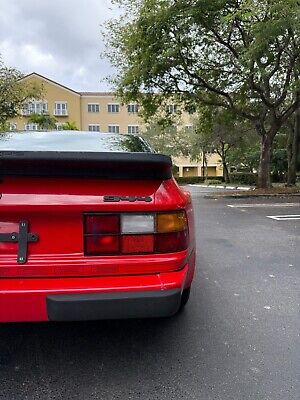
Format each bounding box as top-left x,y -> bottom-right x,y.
80,92 -> 115,97
22,73 -> 118,98
21,73 -> 81,96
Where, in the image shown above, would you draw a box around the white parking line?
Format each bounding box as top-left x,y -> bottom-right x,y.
228,203 -> 300,208
267,215 -> 300,221
189,184 -> 251,190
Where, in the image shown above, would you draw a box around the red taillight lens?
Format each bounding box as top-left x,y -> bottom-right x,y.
85,215 -> 119,234
122,235 -> 154,254
154,231 -> 189,253
85,235 -> 119,255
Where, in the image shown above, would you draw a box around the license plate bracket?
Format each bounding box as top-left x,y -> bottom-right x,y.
0,221 -> 39,264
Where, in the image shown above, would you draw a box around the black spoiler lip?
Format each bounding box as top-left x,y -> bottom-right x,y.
0,151 -> 172,180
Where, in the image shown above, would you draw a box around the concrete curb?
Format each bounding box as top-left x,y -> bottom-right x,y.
204,193 -> 300,199
187,184 -> 252,191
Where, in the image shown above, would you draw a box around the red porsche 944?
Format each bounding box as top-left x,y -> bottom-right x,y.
0,131 -> 195,322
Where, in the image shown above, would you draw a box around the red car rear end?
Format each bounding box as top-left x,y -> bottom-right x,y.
0,132 -> 195,322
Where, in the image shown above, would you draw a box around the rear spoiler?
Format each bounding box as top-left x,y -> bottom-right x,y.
0,151 -> 172,180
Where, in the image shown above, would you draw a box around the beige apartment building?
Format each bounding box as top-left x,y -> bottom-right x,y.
9,73 -> 223,178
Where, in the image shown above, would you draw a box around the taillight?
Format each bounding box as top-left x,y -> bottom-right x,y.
85,215 -> 120,234
85,235 -> 120,255
154,231 -> 189,253
84,211 -> 188,256
122,235 -> 154,254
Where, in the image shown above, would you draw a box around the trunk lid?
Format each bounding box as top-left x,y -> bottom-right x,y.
0,176 -> 186,278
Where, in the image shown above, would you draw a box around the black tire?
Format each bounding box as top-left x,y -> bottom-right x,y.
180,287 -> 191,308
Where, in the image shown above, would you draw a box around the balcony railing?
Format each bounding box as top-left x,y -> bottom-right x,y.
21,109 -> 49,116
53,109 -> 68,116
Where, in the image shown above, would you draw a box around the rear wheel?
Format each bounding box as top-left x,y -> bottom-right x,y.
180,287 -> 191,309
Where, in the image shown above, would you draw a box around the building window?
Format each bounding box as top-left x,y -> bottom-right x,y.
167,104 -> 177,114
108,104 -> 120,113
54,102 -> 68,116
108,125 -> 120,134
24,123 -> 38,131
22,101 -> 48,116
128,125 -> 139,134
88,124 -> 100,132
127,104 -> 139,113
9,123 -> 17,131
88,103 -> 100,113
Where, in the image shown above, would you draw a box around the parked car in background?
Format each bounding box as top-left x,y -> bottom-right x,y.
0,131 -> 195,322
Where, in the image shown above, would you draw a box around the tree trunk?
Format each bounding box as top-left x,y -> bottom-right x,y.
223,161 -> 230,183
202,151 -> 205,178
257,134 -> 273,189
219,143 -> 230,183
287,110 -> 300,186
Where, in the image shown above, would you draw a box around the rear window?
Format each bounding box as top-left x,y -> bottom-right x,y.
0,131 -> 153,153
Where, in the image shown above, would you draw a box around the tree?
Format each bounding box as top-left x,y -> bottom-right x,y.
141,123 -> 194,156
28,113 -> 57,130
0,122 -> 11,133
141,121 -> 214,177
286,108 -> 300,185
61,121 -> 79,130
0,58 -> 42,128
193,108 -> 251,182
226,139 -> 260,173
268,132 -> 287,181
105,0 -> 300,188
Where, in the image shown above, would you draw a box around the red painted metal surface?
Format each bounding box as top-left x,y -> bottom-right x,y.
0,175 -> 195,322
0,266 -> 190,322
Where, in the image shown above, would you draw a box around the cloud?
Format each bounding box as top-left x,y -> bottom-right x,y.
0,0 -> 120,91
20,45 -> 57,69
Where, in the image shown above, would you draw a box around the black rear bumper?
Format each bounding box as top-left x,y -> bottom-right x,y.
47,289 -> 181,321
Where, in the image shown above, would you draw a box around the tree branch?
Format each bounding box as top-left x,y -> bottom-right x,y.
209,27 -> 239,59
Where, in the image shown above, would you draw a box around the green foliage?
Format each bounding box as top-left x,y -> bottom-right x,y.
206,179 -> 224,185
226,136 -> 260,173
172,165 -> 179,177
61,121 -> 79,130
141,123 -> 195,157
230,172 -> 257,185
106,0 -> 300,121
105,0 -> 300,187
175,176 -> 224,185
193,107 -> 250,169
227,130 -> 295,183
175,177 -> 203,185
0,122 -> 11,132
268,132 -> 289,182
0,58 -> 42,126
28,113 -> 57,130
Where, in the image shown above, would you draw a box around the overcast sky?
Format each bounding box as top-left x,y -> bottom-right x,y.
0,0 -> 121,91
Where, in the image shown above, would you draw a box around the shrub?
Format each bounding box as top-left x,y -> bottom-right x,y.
172,165 -> 179,177
206,179 -> 224,185
270,172 -> 286,183
175,176 -> 224,185
230,172 -> 257,185
175,177 -> 204,184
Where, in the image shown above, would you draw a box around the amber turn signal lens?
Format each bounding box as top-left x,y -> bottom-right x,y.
157,211 -> 187,233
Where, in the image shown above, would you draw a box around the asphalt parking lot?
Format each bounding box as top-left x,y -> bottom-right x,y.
0,186 -> 299,400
